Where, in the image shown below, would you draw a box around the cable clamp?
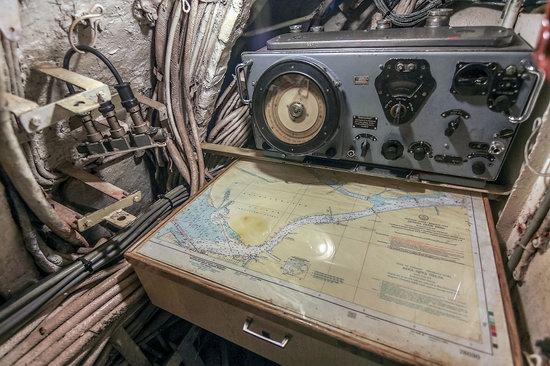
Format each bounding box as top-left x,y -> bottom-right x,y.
158,194 -> 175,209
181,0 -> 191,13
153,67 -> 164,82
79,257 -> 95,273
68,4 -> 105,54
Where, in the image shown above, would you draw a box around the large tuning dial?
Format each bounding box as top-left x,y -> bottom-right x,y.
252,60 -> 340,155
375,59 -> 436,125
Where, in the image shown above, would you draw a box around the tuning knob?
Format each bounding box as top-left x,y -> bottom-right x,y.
491,95 -> 513,113
381,140 -> 404,160
413,147 -> 427,161
472,161 -> 486,175
409,142 -> 432,161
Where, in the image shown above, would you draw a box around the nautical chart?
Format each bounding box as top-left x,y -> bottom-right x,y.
138,160 -> 514,365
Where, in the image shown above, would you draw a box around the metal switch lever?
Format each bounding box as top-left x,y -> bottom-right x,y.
360,141 -> 370,157
444,117 -> 461,137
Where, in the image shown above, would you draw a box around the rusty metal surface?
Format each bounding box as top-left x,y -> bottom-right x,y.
87,93 -> 167,122
104,209 -> 137,229
77,192 -> 141,231
13,65 -> 111,133
49,200 -> 82,229
58,164 -> 129,201
85,143 -> 167,160
4,94 -> 39,116
136,94 -> 168,122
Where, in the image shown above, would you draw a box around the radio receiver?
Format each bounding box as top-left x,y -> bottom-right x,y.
236,26 -> 544,184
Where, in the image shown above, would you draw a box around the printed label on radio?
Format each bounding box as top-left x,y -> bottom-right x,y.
353,115 -> 378,130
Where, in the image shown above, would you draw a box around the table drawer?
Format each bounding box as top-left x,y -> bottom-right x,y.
133,265 -> 387,366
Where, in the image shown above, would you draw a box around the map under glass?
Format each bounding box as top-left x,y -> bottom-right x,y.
138,160 -> 514,365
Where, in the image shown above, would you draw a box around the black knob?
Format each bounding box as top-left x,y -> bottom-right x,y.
444,117 -> 461,137
472,161 -> 486,175
492,95 -> 513,112
325,147 -> 337,158
413,146 -> 427,161
360,141 -> 370,157
381,140 -> 404,160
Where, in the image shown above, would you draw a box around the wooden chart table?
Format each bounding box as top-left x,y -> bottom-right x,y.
127,160 -> 520,365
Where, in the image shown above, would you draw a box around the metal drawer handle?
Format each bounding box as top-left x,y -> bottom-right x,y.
235,60 -> 252,105
242,318 -> 290,348
508,61 -> 545,124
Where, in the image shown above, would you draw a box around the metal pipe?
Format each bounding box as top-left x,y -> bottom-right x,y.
500,0 -> 523,28
9,39 -> 24,97
164,1 -> 188,157
39,288 -> 146,366
9,185 -> 61,273
0,47 -> 88,248
0,311 -> 48,359
166,138 -> 191,183
94,343 -> 114,366
183,0 -> 206,189
214,80 -> 237,111
508,189 -> 550,273
213,107 -> 249,144
22,143 -> 56,187
1,37 -> 17,96
169,10 -> 199,193
80,332 -> 111,366
1,270 -> 135,364
14,278 -> 140,365
225,117 -> 251,146
3,39 -> 62,188
190,1 -> 215,77
29,139 -> 64,181
219,90 -> 241,120
38,267 -> 134,335
208,105 -> 248,142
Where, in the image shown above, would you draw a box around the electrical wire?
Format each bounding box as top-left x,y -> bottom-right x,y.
0,186 -> 189,343
373,0 -> 447,26
62,45 -> 124,95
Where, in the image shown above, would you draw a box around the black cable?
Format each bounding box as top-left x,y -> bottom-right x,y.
374,0 -> 447,26
0,262 -> 80,324
0,187 -> 189,342
0,271 -> 89,336
62,45 -> 124,94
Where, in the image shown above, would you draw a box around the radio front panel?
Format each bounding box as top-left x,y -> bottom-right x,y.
241,30 -> 539,182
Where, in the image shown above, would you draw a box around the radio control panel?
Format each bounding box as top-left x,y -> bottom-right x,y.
239,26 -> 543,183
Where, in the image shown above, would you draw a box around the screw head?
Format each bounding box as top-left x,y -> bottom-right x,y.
505,65 -> 517,76
29,117 -> 42,129
289,25 -> 302,33
97,91 -> 108,103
